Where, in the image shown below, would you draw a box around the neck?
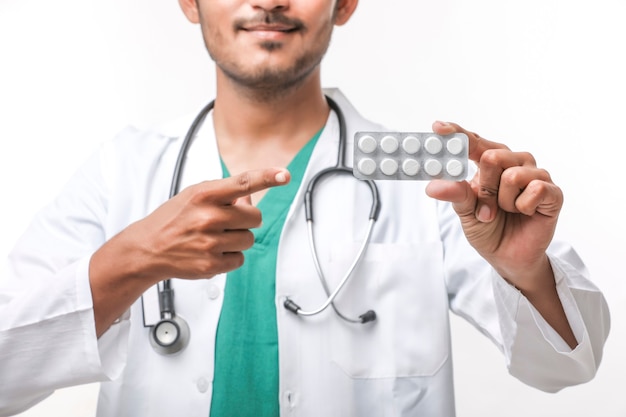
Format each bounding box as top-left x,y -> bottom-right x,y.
212,68 -> 329,147
211,69 -> 329,203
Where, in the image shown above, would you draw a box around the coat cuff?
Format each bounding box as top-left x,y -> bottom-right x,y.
492,254 -> 604,392
77,255 -> 129,382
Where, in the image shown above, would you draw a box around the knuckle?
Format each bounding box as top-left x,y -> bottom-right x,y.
527,179 -> 545,193
201,235 -> 220,253
191,181 -> 214,202
237,172 -> 252,193
188,192 -> 202,206
222,252 -> 245,272
193,258 -> 216,277
262,171 -> 274,187
253,210 -> 263,226
197,252 -> 244,276
480,149 -> 501,167
479,185 -> 498,198
242,230 -> 255,249
538,168 -> 552,182
500,168 -> 521,187
238,206 -> 262,227
194,208 -> 224,232
205,209 -> 227,229
521,151 -> 537,166
527,178 -> 553,196
233,252 -> 245,269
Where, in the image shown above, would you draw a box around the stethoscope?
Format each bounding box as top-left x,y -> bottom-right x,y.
148,96 -> 381,355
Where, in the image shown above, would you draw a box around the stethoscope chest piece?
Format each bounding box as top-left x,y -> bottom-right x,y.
149,315 -> 190,355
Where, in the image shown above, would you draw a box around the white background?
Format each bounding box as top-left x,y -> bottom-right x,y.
1,0 -> 624,416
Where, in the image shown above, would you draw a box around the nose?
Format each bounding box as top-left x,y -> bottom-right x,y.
249,0 -> 289,12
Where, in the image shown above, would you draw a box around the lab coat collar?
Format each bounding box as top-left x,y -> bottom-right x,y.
153,88 -> 366,139
154,87 -> 372,195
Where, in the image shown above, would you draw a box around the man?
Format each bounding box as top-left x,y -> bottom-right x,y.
0,0 -> 610,416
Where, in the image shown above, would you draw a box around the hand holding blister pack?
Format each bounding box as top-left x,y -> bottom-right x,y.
353,132 -> 469,181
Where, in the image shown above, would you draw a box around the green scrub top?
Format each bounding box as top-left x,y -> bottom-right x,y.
210,129 -> 323,416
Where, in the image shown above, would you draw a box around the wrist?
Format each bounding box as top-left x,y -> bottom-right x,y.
496,254 -> 555,295
90,228 -> 162,294
89,228 -> 162,337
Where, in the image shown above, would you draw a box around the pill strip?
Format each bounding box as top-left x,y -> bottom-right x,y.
352,132 -> 469,181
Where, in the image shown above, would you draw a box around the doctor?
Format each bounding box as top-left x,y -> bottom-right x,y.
0,0 -> 610,416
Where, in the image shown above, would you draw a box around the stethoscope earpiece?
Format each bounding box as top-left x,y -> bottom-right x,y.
285,298 -> 377,324
358,310 -> 377,324
281,96 -> 380,326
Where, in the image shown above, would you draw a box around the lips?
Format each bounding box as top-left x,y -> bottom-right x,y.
241,24 -> 298,33
234,13 -> 305,35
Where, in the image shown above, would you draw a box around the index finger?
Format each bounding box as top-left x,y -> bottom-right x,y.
200,167 -> 291,205
432,120 -> 509,162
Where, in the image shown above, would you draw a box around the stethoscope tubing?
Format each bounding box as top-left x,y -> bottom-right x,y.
150,95 -> 381,356
284,97 -> 380,324
296,218 -> 375,318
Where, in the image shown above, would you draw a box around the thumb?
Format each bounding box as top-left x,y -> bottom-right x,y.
426,179 -> 478,220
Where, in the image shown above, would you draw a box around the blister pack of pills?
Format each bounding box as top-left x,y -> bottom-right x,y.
352,132 -> 469,181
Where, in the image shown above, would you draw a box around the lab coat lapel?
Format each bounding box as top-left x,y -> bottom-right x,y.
176,112 -> 223,190
141,108 -> 222,327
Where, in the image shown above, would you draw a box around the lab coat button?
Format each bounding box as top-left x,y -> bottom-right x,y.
207,284 -> 221,300
196,377 -> 210,393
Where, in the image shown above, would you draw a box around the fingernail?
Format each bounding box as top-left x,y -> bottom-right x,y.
275,171 -> 287,183
436,120 -> 451,127
476,204 -> 492,222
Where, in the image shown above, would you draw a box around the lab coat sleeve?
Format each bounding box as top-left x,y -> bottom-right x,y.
492,243 -> 610,392
439,199 -> 610,392
0,145 -> 129,415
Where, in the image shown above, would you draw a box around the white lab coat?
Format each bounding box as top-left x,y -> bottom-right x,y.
0,89 -> 610,417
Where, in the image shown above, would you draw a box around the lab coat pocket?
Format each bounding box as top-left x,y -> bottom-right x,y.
328,241 -> 450,379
